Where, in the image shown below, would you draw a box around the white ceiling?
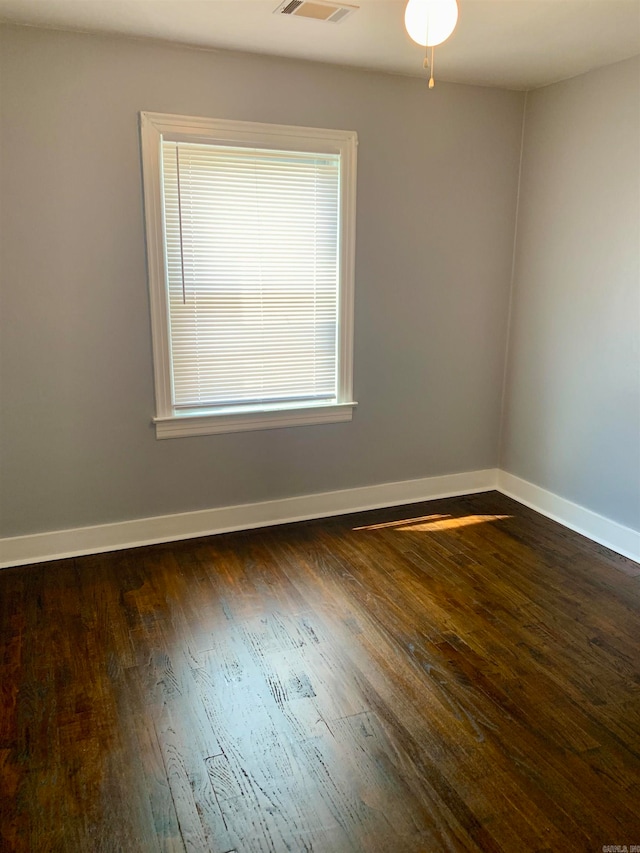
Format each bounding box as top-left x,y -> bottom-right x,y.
0,0 -> 639,89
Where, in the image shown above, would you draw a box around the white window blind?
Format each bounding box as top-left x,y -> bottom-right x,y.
161,141 -> 341,412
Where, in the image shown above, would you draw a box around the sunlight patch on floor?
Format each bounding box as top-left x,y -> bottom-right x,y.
353,514 -> 512,532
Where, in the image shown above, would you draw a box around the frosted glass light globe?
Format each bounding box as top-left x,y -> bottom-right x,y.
404,0 -> 459,47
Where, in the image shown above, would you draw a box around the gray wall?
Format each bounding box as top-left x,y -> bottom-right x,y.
501,56 -> 640,530
0,25 -> 523,537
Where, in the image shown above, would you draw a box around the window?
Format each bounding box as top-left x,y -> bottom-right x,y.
140,112 -> 357,438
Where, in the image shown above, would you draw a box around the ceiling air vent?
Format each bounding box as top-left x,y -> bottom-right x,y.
275,0 -> 358,23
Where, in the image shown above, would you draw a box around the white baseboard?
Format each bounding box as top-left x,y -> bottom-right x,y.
0,468 -> 498,569
3,468 -> 637,569
497,470 -> 640,563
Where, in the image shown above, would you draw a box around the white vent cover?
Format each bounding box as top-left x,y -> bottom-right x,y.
275,0 -> 358,23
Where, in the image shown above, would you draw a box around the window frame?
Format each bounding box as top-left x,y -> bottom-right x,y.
139,111 -> 358,439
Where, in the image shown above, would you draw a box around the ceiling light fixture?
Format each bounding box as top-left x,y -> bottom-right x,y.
404,0 -> 458,88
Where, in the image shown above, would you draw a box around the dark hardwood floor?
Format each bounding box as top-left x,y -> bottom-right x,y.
1,491 -> 639,852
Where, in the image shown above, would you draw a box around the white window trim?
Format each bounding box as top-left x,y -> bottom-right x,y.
139,111 -> 358,439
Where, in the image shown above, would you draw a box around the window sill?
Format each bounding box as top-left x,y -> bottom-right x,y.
153,401 -> 357,439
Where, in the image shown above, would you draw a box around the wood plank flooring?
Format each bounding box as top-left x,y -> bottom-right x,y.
1,491 -> 639,852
